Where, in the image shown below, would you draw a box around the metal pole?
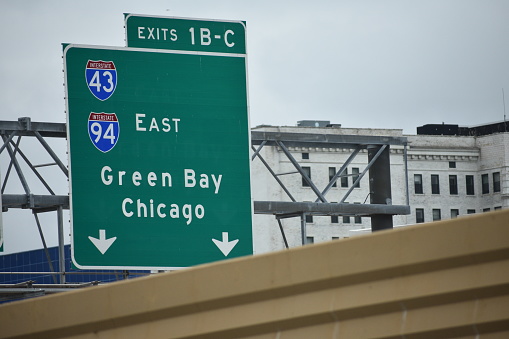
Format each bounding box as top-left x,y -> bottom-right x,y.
404,144 -> 410,206
368,145 -> 393,231
34,213 -> 58,284
57,206 -> 66,284
276,218 -> 289,249
300,213 -> 307,245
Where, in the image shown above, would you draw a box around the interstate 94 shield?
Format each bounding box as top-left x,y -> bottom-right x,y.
88,112 -> 120,153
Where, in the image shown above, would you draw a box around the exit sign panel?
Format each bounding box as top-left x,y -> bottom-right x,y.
64,44 -> 252,270
125,14 -> 246,54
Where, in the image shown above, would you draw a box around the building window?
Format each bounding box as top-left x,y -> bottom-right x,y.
431,175 -> 440,194
432,209 -> 441,221
495,206 -> 502,210
467,209 -> 476,214
482,174 -> 489,194
329,167 -> 337,187
449,161 -> 456,168
332,237 -> 340,240
341,169 -> 348,187
414,174 -> 423,194
493,172 -> 501,193
416,208 -> 424,223
483,208 -> 490,213
305,214 -> 313,223
451,209 -> 459,218
449,175 -> 458,195
306,236 -> 314,244
302,152 -> 309,160
352,168 -> 360,188
302,166 -> 311,187
466,175 -> 475,195
331,215 -> 339,223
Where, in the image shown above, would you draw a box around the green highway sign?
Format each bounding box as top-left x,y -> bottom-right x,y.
125,14 -> 246,54
64,43 -> 252,270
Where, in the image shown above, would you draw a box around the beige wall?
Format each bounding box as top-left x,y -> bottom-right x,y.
1,209 -> 509,338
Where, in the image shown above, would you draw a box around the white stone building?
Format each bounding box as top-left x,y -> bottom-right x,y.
251,121 -> 508,254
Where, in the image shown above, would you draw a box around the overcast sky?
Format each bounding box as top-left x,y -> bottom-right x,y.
2,0 -> 509,132
1,0 -> 509,254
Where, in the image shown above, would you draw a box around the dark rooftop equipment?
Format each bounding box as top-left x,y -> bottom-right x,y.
417,121 -> 509,137
417,124 -> 459,136
466,121 -> 509,136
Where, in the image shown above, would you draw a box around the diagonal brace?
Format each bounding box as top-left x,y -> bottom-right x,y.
340,144 -> 387,203
34,131 -> 68,178
276,140 -> 327,203
251,145 -> 296,202
1,135 -> 31,195
0,131 -> 17,155
8,139 -> 55,195
315,147 -> 361,202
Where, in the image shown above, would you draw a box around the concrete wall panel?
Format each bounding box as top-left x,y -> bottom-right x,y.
1,210 -> 508,338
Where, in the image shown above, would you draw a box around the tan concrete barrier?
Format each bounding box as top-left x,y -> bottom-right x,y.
1,209 -> 509,338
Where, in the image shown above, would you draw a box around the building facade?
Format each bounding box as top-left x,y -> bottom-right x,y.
251,121 -> 509,254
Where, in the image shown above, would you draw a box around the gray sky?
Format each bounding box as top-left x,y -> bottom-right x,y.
1,0 -> 509,254
1,0 -> 509,132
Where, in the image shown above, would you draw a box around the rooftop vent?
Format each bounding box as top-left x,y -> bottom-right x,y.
297,120 -> 331,127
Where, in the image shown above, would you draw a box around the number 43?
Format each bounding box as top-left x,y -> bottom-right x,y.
88,70 -> 114,93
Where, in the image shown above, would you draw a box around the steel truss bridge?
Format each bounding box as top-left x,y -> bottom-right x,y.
0,118 -> 409,298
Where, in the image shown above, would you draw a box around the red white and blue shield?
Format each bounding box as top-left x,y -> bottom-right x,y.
88,113 -> 120,153
85,60 -> 117,101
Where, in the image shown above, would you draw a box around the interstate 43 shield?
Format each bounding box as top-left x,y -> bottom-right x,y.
85,60 -> 117,101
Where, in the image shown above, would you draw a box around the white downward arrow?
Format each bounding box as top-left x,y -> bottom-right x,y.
88,229 -> 117,255
212,232 -> 239,257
